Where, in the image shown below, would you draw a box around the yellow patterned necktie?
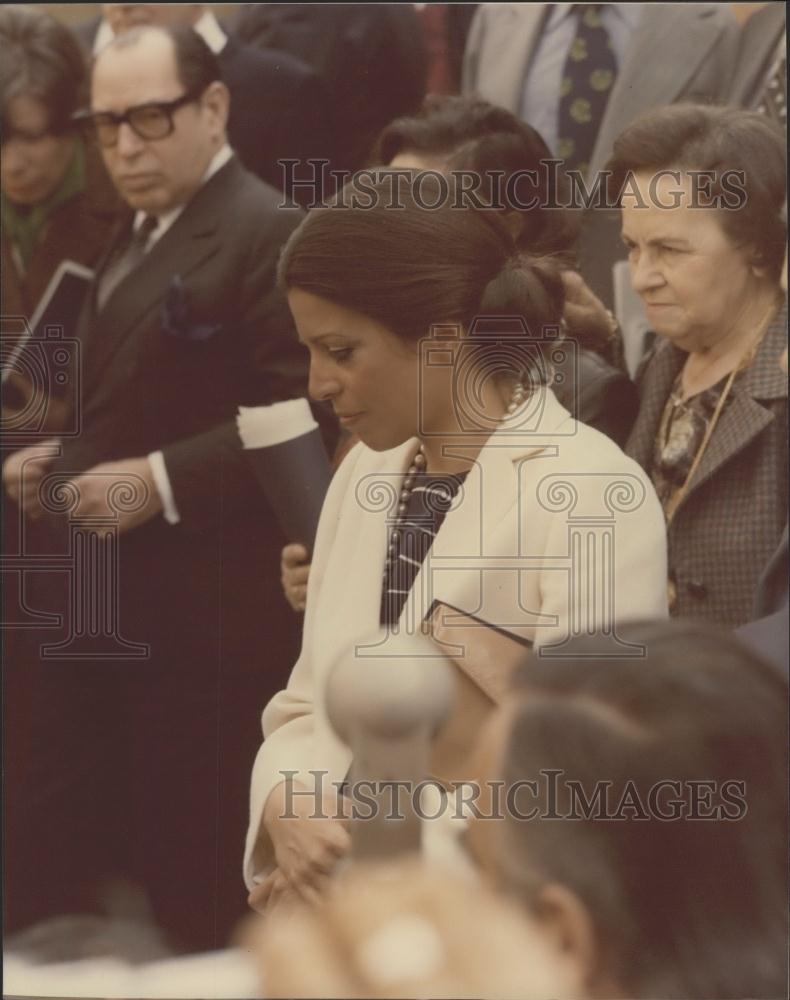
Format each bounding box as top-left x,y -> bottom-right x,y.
557,4 -> 618,176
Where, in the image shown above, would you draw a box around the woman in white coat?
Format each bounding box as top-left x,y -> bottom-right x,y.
245,173 -> 668,907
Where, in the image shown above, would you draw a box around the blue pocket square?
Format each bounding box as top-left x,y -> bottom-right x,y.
162,275 -> 221,341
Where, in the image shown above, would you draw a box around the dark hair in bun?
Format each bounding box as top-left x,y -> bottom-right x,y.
279,172 -> 564,386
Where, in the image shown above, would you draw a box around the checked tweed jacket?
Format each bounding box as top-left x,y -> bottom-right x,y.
626,299 -> 788,627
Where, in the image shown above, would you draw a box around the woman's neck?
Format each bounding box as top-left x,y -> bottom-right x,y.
420,378 -> 516,473
681,284 -> 780,399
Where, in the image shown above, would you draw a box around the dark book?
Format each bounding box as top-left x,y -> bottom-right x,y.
2,259 -> 93,388
238,399 -> 331,552
2,260 -> 92,438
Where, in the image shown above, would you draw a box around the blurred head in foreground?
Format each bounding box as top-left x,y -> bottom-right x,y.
467,620 -> 789,999
257,858 -> 580,999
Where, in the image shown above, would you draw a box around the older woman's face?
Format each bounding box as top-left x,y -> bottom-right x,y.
1,94 -> 75,206
621,170 -> 765,353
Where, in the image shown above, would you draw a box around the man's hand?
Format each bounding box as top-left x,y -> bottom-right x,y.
2,439 -> 60,519
561,270 -> 622,365
66,457 -> 164,534
261,780 -> 351,903
281,543 -> 311,612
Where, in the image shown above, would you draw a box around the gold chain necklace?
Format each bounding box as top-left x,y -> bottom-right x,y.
664,301 -> 778,527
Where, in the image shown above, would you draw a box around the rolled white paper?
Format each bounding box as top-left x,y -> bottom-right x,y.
237,398 -> 318,450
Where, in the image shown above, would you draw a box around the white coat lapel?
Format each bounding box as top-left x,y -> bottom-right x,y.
403,388 -> 569,632
316,441 -> 415,666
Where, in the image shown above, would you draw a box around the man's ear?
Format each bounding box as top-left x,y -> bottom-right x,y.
744,241 -> 774,281
502,209 -> 524,241
750,255 -> 769,280
534,882 -> 598,989
202,80 -> 230,137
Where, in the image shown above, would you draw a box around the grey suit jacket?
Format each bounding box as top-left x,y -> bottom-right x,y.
626,301 -> 788,628
462,3 -> 739,306
728,1 -> 785,109
463,3 -> 738,174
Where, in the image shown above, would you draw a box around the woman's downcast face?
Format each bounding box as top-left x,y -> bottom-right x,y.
289,288 -> 424,452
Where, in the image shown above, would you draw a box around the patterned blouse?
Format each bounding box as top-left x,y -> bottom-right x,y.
650,372 -> 734,515
380,472 -> 467,627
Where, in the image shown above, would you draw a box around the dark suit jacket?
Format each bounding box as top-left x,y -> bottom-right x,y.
217,37 -> 334,205
45,154 -> 311,686
738,524 -> 789,679
26,155 -> 309,949
626,301 -> 788,627
230,3 -> 427,174
728,2 -> 786,109
554,347 -> 638,448
754,523 -> 789,619
56,156 -> 306,529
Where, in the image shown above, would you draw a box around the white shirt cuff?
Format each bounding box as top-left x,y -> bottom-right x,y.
147,451 -> 180,525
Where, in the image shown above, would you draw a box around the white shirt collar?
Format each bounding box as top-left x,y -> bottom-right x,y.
133,143 -> 233,242
547,3 -> 643,31
193,9 -> 227,54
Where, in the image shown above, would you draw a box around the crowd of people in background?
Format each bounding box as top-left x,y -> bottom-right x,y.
1,3 -> 787,998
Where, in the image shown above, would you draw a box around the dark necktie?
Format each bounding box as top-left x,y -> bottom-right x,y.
97,214 -> 158,311
755,40 -> 786,127
557,4 -> 618,176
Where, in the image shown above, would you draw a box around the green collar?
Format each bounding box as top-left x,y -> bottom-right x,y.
2,136 -> 86,270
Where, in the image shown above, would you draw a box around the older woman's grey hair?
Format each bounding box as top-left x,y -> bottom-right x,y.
606,103 -> 787,283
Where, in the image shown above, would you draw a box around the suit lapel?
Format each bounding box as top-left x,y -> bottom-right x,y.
591,5 -> 726,173
626,339 -> 684,471
313,441 -> 414,675
407,388 -> 564,627
82,159 -> 240,396
673,303 -> 788,511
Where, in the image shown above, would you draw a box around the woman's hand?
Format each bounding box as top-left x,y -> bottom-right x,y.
247,867 -> 301,915
261,781 -> 351,903
281,544 -> 311,612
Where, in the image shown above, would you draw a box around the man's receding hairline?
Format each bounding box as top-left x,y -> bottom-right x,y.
96,23 -> 175,65
92,25 -> 182,94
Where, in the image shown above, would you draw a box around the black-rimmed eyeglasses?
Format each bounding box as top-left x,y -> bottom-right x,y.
72,89 -> 203,147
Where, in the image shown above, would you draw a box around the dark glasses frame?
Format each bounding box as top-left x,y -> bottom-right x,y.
72,88 -> 204,147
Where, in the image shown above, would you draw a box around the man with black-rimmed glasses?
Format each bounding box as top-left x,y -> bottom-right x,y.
2,23 -> 309,952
